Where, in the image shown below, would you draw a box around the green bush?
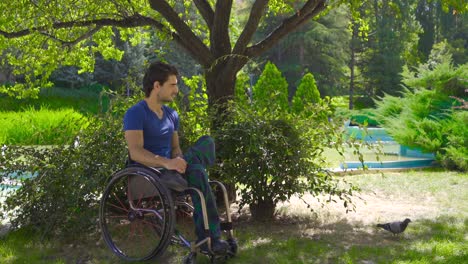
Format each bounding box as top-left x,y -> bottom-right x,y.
252,62 -> 289,111
439,111 -> 468,171
173,75 -> 210,149
214,99 -> 359,221
349,109 -> 380,127
353,96 -> 376,109
292,72 -> 321,114
0,95 -> 136,238
0,106 -> 89,145
374,59 -> 467,171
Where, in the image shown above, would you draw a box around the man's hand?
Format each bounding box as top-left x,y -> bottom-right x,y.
164,157 -> 187,174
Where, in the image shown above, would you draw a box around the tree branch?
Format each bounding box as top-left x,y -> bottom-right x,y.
149,0 -> 214,67
0,12 -> 205,67
40,26 -> 102,48
211,0 -> 233,56
232,0 -> 268,55
0,14 -> 160,38
193,0 -> 214,27
245,0 -> 327,58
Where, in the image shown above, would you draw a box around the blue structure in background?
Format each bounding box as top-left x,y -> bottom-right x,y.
341,126 -> 436,170
1,171 -> 37,193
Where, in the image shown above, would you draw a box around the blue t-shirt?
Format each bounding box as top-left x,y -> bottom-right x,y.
123,100 -> 179,159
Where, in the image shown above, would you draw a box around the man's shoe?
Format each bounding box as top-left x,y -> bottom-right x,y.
200,239 -> 229,254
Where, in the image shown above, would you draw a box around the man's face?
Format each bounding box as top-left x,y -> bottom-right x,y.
156,75 -> 179,103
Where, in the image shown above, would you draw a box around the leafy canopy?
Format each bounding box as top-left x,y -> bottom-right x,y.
1,0 -> 465,99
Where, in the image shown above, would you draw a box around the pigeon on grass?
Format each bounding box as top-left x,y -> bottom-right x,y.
377,218 -> 411,235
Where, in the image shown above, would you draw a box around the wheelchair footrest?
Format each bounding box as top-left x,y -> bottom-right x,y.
220,222 -> 233,231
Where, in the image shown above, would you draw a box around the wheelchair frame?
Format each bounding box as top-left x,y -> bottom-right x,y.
99,164 -> 237,263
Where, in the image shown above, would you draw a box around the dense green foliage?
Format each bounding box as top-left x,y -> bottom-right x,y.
174,75 -> 210,149
373,57 -> 467,171
259,6 -> 351,97
0,0 -> 336,116
0,95 -> 135,237
214,98 -> 360,220
252,62 -> 289,111
345,0 -> 467,108
291,72 -> 321,114
361,0 -> 419,98
1,1 -> 465,111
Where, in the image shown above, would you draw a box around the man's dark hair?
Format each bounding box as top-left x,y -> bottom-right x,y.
142,61 -> 179,97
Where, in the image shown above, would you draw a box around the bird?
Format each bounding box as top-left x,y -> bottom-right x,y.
377,218 -> 412,235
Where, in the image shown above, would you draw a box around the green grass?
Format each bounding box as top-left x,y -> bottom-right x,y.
0,228 -> 64,264
348,169 -> 468,215
0,106 -> 89,145
0,85 -> 109,115
1,170 -> 467,263
0,86 -> 109,145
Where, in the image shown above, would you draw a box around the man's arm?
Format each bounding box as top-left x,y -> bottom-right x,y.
171,131 -> 183,158
125,130 -> 186,173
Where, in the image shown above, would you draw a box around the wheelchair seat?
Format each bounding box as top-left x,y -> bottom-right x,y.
125,152 -> 188,193
126,163 -> 188,192
154,169 -> 188,192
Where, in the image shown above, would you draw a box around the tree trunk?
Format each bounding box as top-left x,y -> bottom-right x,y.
249,199 -> 276,221
204,57 -> 247,126
349,17 -> 359,110
204,57 -> 246,203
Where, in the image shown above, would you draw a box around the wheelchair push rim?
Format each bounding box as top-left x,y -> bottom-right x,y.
99,167 -> 176,261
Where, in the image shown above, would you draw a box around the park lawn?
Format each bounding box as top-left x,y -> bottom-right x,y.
1,169 -> 467,263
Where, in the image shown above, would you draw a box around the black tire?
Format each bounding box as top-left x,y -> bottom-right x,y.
183,252 -> 197,264
99,167 -> 176,261
227,238 -> 238,256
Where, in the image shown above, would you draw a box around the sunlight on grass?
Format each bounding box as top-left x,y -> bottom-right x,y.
0,247 -> 17,263
0,107 -> 88,145
1,169 -> 467,263
0,228 -> 65,264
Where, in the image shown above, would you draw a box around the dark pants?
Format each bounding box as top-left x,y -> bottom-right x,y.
183,136 -> 221,240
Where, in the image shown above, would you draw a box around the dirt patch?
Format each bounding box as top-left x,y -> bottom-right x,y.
275,189 -> 440,227
226,187 -> 445,249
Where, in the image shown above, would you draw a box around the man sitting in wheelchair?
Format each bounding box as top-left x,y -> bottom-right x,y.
123,61 -> 230,255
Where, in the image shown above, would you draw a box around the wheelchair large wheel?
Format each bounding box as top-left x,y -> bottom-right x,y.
99,167 -> 176,261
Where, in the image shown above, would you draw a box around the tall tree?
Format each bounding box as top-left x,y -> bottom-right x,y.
258,5 -> 351,97
360,0 -> 420,98
0,1 -> 465,109
0,1 -> 329,110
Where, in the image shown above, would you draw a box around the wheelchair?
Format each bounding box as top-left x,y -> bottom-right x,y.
99,164 -> 237,263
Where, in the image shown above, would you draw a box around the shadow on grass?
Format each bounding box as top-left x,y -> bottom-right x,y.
217,214 -> 468,264
1,215 -> 467,264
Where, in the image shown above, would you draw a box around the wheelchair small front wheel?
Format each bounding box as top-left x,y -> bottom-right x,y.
227,238 -> 238,256
99,167 -> 176,261
183,252 -> 197,264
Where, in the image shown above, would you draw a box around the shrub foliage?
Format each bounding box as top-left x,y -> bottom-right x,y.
252,62 -> 289,111
214,99 -> 359,220
374,60 -> 467,171
292,72 -> 321,114
0,94 -> 135,237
